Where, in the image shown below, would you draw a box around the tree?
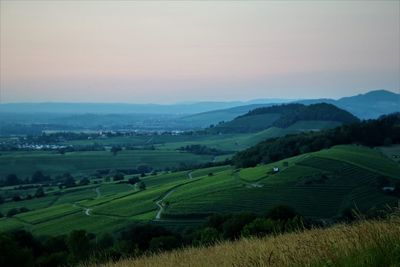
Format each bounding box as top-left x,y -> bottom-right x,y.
67,230 -> 91,263
111,146 -> 122,156
12,195 -> 22,202
31,171 -> 49,183
79,178 -> 90,186
137,165 -> 151,174
35,186 -> 45,198
138,181 -> 146,190
128,176 -> 140,185
149,235 -> 179,252
113,173 -> 124,182
193,227 -> 221,245
222,213 -> 257,240
62,173 -> 76,188
0,233 -> 34,267
7,208 -> 19,217
241,218 -> 278,237
97,233 -> 114,250
0,195 -> 4,204
5,174 -> 20,186
266,205 -> 298,222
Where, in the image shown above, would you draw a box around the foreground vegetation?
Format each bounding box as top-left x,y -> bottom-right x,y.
93,217 -> 400,267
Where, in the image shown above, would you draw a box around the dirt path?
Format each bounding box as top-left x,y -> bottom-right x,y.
84,208 -> 92,216
245,182 -> 263,188
188,171 -> 193,179
145,137 -> 154,144
73,203 -> 93,216
155,189 -> 176,220
95,187 -> 101,198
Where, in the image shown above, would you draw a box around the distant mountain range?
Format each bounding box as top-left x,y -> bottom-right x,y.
0,98 -> 293,115
181,90 -> 399,127
296,90 -> 399,119
0,90 -> 398,133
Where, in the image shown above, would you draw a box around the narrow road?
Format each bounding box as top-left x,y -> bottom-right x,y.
94,187 -> 101,198
84,208 -> 92,216
188,171 -> 193,179
73,203 -> 93,216
145,137 -> 154,144
155,189 -> 176,220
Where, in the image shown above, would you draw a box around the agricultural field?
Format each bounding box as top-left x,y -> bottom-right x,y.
0,149 -> 214,178
380,145 -> 400,163
0,123 -> 338,180
1,145 -> 399,236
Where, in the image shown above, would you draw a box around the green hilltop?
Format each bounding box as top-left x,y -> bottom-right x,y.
209,103 -> 358,133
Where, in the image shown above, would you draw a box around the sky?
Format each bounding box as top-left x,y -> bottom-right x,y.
0,1 -> 399,104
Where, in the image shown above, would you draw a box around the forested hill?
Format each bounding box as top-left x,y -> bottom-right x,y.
233,112 -> 400,168
209,103 -> 359,133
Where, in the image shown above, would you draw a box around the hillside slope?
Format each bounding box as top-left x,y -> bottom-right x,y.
162,145 -> 400,220
95,218 -> 400,267
298,89 -> 400,119
2,145 -> 399,236
181,90 -> 399,129
209,103 -> 358,133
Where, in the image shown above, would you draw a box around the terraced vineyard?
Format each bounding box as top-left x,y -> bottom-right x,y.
0,145 -> 399,236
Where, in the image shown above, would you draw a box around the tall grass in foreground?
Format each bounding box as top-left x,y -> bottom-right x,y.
92,218 -> 400,267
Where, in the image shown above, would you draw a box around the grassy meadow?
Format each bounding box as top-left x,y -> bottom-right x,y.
91,217 -> 400,267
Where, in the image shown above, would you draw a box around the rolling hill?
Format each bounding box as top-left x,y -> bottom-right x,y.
1,144 -> 399,236
298,89 -> 400,119
209,103 -> 358,133
182,90 -> 399,128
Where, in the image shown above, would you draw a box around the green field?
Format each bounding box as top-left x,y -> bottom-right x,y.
1,145 -> 399,236
0,123 -> 341,179
0,150 -> 214,178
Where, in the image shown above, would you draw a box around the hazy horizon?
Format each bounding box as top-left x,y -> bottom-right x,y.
1,1 -> 399,103
0,88 -> 397,105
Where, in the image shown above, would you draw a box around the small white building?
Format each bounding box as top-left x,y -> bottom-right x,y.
383,186 -> 395,192
273,167 -> 279,173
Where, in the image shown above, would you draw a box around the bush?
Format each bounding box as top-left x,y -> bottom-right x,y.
113,173 -> 124,182
222,213 -> 257,240
12,195 -> 22,202
149,235 -> 180,252
67,230 -> 92,263
35,186 -> 45,198
7,208 -> 19,217
241,218 -> 278,237
128,176 -> 140,185
266,205 -> 298,221
193,227 -> 221,246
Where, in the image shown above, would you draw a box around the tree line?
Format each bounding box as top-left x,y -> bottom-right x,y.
233,113 -> 400,168
0,205 -> 305,267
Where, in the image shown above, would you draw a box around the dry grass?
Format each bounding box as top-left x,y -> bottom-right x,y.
92,218 -> 400,267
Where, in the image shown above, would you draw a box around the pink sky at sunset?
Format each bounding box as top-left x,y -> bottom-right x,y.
0,1 -> 399,103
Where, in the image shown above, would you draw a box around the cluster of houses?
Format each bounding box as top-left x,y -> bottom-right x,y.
16,144 -> 67,150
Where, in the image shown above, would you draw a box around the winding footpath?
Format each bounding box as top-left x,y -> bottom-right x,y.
155,189 -> 176,220
95,187 -> 101,198
154,171 -> 194,220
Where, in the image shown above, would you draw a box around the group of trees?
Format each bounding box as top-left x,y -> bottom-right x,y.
248,103 -> 359,128
177,144 -> 228,156
0,205 -> 304,267
1,171 -> 51,187
234,113 -> 400,168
